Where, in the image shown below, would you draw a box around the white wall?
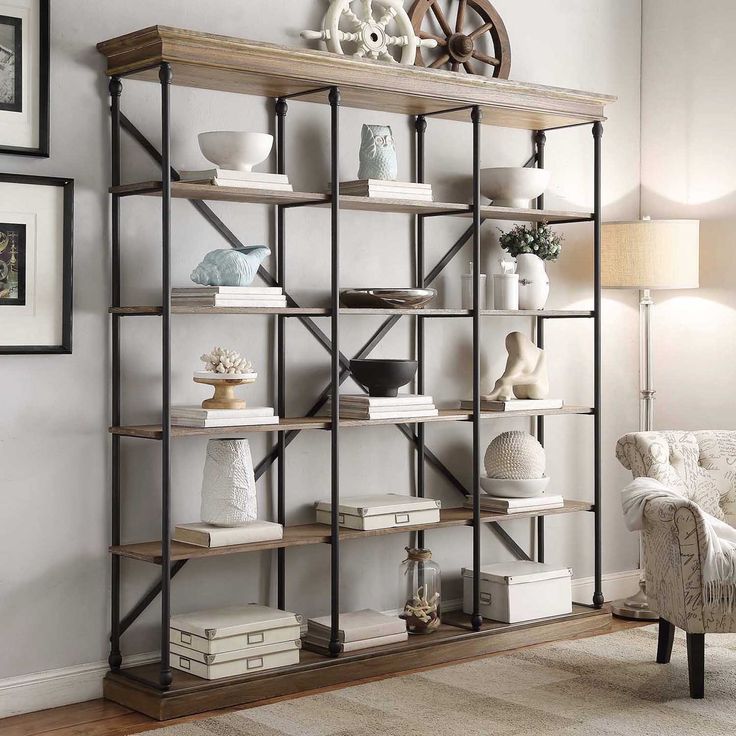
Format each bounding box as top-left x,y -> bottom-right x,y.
641,0 -> 736,429
0,0 -> 642,713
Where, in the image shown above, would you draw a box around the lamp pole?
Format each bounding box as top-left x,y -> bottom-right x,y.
611,287 -> 658,620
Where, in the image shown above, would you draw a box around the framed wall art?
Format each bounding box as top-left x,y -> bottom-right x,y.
0,0 -> 49,156
0,173 -> 73,354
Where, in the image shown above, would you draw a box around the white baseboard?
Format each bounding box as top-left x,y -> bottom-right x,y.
0,651 -> 157,719
572,569 -> 641,603
0,569 -> 641,719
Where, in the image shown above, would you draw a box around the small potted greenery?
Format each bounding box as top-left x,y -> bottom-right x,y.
498,224 -> 563,309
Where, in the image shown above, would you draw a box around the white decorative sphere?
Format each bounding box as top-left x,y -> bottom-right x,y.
484,431 -> 545,480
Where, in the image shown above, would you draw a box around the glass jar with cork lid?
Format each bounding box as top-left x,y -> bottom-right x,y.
399,547 -> 441,634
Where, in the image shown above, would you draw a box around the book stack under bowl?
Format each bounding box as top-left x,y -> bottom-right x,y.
330,394 -> 438,420
172,286 -> 287,308
180,168 -> 294,192
303,609 -> 407,654
171,405 -> 279,428
315,493 -> 441,530
337,179 -> 433,202
464,494 -> 564,514
170,604 -> 302,680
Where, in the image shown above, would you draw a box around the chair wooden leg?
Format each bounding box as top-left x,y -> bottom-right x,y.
656,618 -> 675,664
686,633 -> 705,698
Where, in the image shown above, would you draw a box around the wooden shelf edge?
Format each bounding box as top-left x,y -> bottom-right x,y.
109,306 -> 594,318
110,407 -> 594,439
108,182 -> 593,223
110,501 -> 592,563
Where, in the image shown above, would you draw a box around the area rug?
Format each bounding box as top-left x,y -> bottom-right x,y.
139,626 -> 736,736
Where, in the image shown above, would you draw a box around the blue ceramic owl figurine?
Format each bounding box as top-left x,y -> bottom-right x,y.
358,124 -> 398,181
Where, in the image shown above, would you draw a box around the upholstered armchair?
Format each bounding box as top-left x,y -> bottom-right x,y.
616,430 -> 736,698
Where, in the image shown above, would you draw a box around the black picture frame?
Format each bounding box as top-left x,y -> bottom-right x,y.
0,0 -> 49,156
0,15 -> 22,113
0,173 -> 73,354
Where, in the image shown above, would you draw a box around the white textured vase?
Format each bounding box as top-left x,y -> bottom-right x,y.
515,253 -> 550,310
200,439 -> 257,527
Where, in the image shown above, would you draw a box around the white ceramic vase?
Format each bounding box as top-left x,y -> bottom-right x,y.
200,439 -> 257,527
515,253 -> 549,310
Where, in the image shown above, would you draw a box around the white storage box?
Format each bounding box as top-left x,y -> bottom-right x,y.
170,604 -> 302,655
171,643 -> 300,680
315,493 -> 440,531
462,561 -> 572,623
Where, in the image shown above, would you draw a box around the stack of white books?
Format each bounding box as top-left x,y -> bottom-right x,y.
464,494 -> 565,514
171,406 -> 279,428
331,394 -> 438,420
173,520 -> 283,548
303,609 -> 407,654
170,604 -> 302,680
172,286 -> 287,309
180,168 -> 293,192
460,398 -> 564,412
337,179 -> 433,202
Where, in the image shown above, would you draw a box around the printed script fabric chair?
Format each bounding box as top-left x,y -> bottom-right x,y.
616,430 -> 736,698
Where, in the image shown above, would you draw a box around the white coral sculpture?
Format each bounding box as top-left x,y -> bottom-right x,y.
200,347 -> 254,375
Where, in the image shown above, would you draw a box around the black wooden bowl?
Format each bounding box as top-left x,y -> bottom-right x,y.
350,359 -> 418,397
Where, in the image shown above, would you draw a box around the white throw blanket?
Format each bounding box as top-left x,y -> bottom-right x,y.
622,476 -> 736,609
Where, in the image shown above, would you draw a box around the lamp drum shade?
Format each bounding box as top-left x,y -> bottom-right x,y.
601,220 -> 699,290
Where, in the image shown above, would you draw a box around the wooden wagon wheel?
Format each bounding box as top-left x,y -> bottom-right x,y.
408,0 -> 511,78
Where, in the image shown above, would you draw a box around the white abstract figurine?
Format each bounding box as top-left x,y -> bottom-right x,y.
301,0 -> 437,65
483,331 -> 549,401
358,124 -> 397,180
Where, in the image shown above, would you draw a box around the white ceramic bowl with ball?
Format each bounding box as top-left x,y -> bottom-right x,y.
480,475 -> 550,498
198,131 -> 274,172
480,167 -> 551,208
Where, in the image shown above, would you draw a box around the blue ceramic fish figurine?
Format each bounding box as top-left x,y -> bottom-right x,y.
190,246 -> 271,287
358,124 -> 397,181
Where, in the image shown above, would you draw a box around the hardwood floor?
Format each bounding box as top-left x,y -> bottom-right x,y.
0,615 -> 647,736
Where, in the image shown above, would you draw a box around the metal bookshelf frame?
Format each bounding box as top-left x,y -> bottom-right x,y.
106,63 -> 603,691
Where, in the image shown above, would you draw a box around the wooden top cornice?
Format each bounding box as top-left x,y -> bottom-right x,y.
97,26 -> 615,129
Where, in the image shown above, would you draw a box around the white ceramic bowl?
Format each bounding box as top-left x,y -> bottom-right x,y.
479,475 -> 550,498
198,131 -> 274,172
479,167 -> 551,208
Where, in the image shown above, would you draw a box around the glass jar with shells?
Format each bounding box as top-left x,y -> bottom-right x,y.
399,547 -> 441,634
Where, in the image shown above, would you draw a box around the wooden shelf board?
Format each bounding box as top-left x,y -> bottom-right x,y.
110,306 -> 594,318
97,27 -> 614,131
104,605 -> 612,719
110,406 -> 593,439
109,182 -> 593,223
110,501 -> 592,564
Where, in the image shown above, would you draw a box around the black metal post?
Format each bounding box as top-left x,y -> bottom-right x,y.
415,115 -> 427,550
275,96 -> 288,611
109,75 -> 123,672
328,86 -> 342,656
471,106 -> 483,632
159,61 -> 173,689
534,129 -> 546,563
592,121 -> 604,608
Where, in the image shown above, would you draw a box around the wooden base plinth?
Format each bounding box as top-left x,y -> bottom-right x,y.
104,606 -> 611,720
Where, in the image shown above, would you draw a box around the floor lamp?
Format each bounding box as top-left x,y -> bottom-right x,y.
602,218 -> 700,620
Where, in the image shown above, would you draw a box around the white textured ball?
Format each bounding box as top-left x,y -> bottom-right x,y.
484,431 -> 545,479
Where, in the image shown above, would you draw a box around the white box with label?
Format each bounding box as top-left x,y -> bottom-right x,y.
314,493 -> 441,531
462,561 -> 572,623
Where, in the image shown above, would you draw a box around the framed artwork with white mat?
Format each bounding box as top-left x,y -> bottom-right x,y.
0,173 -> 73,354
0,0 -> 49,156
